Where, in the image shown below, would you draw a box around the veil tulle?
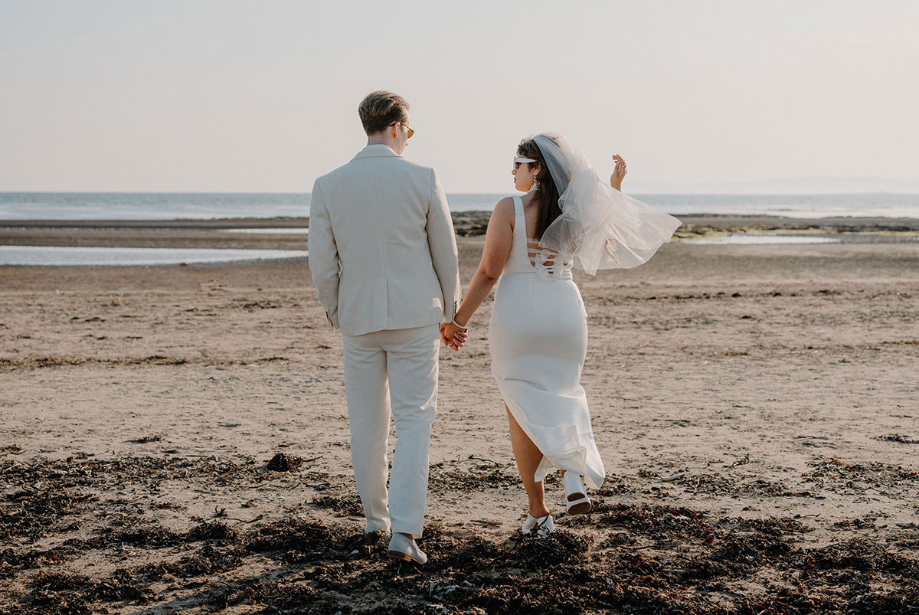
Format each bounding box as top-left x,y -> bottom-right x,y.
532,133 -> 681,275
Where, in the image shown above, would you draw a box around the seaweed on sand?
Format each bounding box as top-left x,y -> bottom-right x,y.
3,454 -> 918,614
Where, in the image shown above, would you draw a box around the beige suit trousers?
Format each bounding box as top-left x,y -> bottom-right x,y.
342,324 -> 439,537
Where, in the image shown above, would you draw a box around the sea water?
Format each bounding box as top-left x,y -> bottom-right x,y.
1,192 -> 916,266
2,192 -> 918,221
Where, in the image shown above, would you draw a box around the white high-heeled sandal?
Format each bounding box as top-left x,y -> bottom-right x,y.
563,472 -> 592,515
521,513 -> 555,537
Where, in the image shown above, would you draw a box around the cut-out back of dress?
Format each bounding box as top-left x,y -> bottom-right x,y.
526,239 -> 573,279
505,195 -> 573,279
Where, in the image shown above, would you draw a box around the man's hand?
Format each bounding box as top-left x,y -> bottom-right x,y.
440,321 -> 468,351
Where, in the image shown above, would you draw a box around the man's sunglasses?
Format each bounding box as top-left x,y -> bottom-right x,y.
390,121 -> 414,139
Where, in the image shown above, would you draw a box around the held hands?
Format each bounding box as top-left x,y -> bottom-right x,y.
610,154 -> 627,191
440,321 -> 468,351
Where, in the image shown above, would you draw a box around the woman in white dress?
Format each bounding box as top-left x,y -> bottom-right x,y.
442,133 -> 680,536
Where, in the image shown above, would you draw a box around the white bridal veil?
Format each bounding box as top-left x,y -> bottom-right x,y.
532,133 -> 681,275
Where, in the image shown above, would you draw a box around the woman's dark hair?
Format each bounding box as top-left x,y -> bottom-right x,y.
517,136 -> 562,240
358,91 -> 409,136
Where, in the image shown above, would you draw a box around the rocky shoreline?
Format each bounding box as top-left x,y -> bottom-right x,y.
1,214 -> 917,250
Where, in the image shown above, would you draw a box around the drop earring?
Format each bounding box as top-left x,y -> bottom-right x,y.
529,177 -> 539,192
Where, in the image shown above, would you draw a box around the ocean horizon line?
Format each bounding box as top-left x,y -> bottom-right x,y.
3,189 -> 919,196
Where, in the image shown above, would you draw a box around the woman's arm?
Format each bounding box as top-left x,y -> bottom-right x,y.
442,197 -> 515,347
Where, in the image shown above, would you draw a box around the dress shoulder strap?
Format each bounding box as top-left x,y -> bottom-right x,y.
511,196 -> 525,236
502,195 -> 532,274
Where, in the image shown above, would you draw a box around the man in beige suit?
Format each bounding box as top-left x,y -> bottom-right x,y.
309,91 -> 462,564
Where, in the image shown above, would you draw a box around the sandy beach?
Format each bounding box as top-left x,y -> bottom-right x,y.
2,215 -> 918,613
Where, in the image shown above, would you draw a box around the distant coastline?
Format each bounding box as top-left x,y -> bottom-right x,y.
2,213 -> 918,244
1,194 -> 917,265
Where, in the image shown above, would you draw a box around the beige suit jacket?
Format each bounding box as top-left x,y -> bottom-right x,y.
309,144 -> 461,336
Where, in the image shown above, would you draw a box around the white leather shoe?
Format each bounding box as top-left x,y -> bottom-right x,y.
521,514 -> 555,537
563,472 -> 592,515
387,532 -> 428,565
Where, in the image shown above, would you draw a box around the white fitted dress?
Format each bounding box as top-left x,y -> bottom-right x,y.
488,195 -> 605,489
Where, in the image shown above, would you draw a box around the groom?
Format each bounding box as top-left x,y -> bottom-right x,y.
308,91 -> 462,564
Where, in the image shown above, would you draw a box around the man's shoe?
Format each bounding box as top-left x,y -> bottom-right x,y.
387,532 -> 428,565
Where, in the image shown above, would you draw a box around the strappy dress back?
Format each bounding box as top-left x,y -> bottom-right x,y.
504,196 -> 573,278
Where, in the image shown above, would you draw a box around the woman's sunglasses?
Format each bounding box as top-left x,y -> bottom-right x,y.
514,155 -> 536,169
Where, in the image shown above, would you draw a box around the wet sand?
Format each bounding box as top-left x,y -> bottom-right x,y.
1,217 -> 918,613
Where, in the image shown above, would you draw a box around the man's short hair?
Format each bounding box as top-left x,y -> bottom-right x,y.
359,91 -> 409,136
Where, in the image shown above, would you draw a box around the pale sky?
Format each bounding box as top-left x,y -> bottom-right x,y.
1,0 -> 918,193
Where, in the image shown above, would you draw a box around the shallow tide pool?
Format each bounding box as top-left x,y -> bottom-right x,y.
0,245 -> 308,266
684,234 -> 840,245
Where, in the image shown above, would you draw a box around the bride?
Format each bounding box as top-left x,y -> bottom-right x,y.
442,133 -> 680,536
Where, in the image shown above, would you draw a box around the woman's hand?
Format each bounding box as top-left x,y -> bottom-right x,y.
610,154 -> 627,191
440,321 -> 468,351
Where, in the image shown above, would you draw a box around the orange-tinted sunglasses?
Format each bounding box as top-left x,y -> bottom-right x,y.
390,121 -> 414,139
